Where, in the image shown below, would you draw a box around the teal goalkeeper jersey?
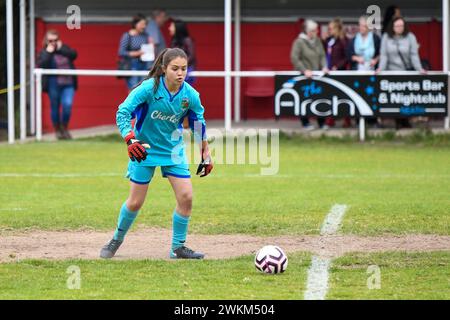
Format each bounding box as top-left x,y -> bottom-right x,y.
116,76 -> 207,166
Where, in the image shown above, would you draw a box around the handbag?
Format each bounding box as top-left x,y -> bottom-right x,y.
396,39 -> 415,71
117,33 -> 131,79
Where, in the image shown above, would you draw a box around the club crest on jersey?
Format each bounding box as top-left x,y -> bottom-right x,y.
181,98 -> 189,109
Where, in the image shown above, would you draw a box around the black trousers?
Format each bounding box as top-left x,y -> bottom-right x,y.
300,117 -> 325,128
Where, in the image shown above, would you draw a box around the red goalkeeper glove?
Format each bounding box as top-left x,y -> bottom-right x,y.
124,132 -> 149,163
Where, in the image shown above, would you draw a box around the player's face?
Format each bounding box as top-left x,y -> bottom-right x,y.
164,57 -> 188,86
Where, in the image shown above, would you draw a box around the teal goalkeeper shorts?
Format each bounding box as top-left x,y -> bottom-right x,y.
126,162 -> 191,185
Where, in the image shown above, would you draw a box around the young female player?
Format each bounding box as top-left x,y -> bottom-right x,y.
100,48 -> 213,259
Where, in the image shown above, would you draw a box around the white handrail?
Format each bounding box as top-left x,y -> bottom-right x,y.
33,68 -> 450,142
34,69 -> 450,77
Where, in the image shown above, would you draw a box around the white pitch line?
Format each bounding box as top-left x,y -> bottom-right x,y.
304,256 -> 332,300
3,173 -> 448,179
320,204 -> 348,236
304,204 -> 348,300
0,173 -> 121,178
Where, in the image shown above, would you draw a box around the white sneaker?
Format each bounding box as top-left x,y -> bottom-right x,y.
321,125 -> 330,131
303,124 -> 315,131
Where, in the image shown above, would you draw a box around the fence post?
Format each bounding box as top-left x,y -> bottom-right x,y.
20,0 -> 27,140
6,0 -> 14,144
359,117 -> 366,141
36,69 -> 43,141
446,73 -> 449,130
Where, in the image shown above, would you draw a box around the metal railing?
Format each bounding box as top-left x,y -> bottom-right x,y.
33,69 -> 450,142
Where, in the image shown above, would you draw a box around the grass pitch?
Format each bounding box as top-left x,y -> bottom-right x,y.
0,133 -> 449,299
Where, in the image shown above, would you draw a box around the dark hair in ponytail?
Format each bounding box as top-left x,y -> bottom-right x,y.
144,47 -> 188,93
146,48 -> 169,92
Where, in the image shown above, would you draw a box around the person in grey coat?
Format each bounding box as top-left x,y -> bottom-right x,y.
377,17 -> 426,128
290,19 -> 329,130
378,17 -> 425,73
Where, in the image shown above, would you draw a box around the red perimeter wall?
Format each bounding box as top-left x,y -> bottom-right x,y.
36,19 -> 442,132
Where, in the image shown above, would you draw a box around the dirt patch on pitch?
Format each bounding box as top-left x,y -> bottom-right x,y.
1,228 -> 450,262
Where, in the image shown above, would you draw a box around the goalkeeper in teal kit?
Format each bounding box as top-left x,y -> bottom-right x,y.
100,48 -> 213,259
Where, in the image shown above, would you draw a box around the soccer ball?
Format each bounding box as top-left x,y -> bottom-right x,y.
254,245 -> 288,274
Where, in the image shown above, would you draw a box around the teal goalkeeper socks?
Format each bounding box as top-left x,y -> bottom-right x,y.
171,210 -> 190,251
113,202 -> 138,241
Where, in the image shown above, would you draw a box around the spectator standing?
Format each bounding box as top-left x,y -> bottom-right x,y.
169,19 -> 197,85
348,15 -> 381,71
378,17 -> 424,73
324,18 -> 350,127
382,5 -> 402,34
145,9 -> 168,64
118,14 -> 150,91
377,17 -> 426,128
348,15 -> 382,128
37,29 -> 77,140
324,18 -> 349,71
290,19 -> 329,130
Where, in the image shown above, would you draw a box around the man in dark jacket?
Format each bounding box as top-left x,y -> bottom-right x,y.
37,29 -> 78,139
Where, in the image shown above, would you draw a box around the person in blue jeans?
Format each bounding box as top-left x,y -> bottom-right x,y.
118,14 -> 152,91
37,29 -> 77,139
